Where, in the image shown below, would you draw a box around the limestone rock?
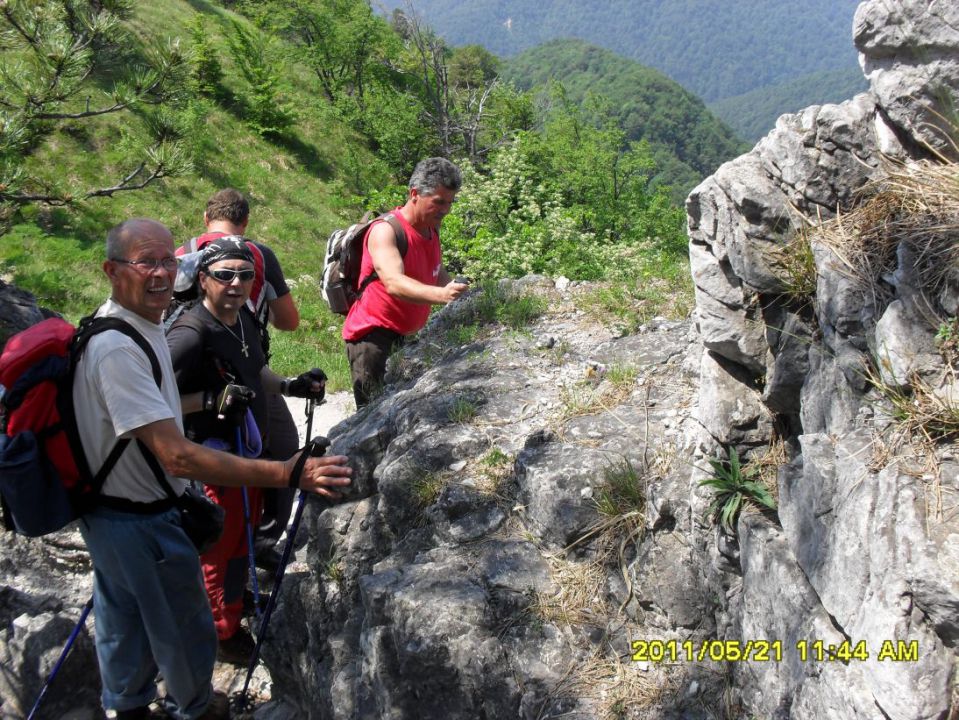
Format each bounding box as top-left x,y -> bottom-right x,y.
0,280 -> 44,350
855,0 -> 959,159
873,299 -> 940,387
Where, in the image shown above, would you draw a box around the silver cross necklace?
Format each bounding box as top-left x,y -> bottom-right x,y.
216,315 -> 249,357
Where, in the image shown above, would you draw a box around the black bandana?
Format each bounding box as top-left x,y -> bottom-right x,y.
199,235 -> 253,270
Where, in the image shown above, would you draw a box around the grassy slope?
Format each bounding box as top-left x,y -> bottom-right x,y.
0,0 -> 388,387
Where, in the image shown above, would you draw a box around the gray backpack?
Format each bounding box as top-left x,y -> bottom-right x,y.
320,213 -> 407,315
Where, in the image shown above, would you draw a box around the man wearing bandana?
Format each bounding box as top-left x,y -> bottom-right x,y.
167,237 -> 325,664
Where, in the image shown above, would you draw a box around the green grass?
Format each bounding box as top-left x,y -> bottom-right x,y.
448,395 -> 479,423
410,471 -> 446,517
699,447 -> 776,533
594,460 -> 645,519
579,254 -> 693,332
446,323 -> 479,346
470,281 -> 547,329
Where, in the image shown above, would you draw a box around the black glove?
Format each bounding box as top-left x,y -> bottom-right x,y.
203,383 -> 255,426
283,368 -> 327,400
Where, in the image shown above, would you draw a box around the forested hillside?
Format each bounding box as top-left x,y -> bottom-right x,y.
503,40 -> 747,194
709,67 -> 869,142
376,0 -> 861,104
1,0 -> 715,387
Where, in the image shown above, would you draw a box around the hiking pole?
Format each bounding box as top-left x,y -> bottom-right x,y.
236,427 -> 262,626
239,398 -> 327,704
27,597 -> 94,720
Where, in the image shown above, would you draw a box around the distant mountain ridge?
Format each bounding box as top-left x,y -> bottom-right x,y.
378,0 -> 861,104
709,67 -> 869,142
503,40 -> 748,196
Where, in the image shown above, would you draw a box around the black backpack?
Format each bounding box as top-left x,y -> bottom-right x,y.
320,213 -> 407,315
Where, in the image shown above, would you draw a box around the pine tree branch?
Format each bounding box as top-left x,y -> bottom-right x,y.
0,160 -> 168,205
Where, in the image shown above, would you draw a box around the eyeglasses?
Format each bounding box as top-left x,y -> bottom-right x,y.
206,268 -> 256,283
112,257 -> 178,273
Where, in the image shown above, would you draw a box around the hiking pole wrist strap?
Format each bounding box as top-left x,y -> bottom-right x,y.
287,437 -> 326,489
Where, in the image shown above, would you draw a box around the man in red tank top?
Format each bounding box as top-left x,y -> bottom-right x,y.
342,157 -> 470,407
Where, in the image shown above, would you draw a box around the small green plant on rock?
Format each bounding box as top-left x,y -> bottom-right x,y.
323,548 -> 343,586
699,447 -> 776,533
477,447 -> 513,495
446,323 -> 479,346
409,470 -> 447,526
448,396 -> 478,423
594,460 -> 645,522
471,281 -> 546,329
935,317 -> 959,365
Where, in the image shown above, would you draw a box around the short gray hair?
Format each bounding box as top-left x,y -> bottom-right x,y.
106,220 -> 137,260
409,157 -> 462,195
105,218 -> 170,260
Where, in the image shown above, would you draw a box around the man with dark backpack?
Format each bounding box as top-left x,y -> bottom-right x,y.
67,218 -> 351,720
179,189 -> 301,572
342,157 -> 470,408
167,237 -> 326,665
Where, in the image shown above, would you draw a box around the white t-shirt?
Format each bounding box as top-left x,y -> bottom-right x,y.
72,299 -> 188,502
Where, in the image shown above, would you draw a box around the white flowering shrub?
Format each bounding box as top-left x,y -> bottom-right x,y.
443,117 -> 687,281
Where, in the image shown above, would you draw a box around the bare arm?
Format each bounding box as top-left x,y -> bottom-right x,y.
268,292 -> 299,331
132,418 -> 351,498
368,223 -> 467,305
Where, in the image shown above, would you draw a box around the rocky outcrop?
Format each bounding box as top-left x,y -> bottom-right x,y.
687,1 -> 959,717
0,280 -> 44,349
262,281 -> 715,719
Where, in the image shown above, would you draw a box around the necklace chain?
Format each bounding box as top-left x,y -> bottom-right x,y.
214,314 -> 249,357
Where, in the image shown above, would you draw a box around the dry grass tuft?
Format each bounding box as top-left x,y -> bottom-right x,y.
531,553 -> 610,627
556,365 -> 640,422
813,160 -> 959,324
743,434 -> 788,507
864,364 -> 959,443
552,649 -> 671,720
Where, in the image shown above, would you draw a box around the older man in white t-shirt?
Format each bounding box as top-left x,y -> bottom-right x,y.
75,218 -> 352,720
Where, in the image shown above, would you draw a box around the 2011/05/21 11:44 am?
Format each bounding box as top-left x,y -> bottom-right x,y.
630,638 -> 920,663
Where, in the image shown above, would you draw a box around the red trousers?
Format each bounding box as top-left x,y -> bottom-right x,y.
200,484 -> 262,640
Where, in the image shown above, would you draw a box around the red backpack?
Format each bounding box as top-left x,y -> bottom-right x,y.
0,316 -> 161,536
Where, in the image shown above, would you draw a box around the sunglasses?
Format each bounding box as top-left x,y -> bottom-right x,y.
206,268 -> 256,283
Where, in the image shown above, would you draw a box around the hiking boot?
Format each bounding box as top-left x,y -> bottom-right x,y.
242,588 -> 267,617
216,626 -> 256,665
115,708 -> 150,720
254,544 -> 283,574
197,691 -> 230,720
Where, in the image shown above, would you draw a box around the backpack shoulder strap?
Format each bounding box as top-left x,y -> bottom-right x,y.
244,241 -> 267,313
73,316 -> 162,388
357,213 -> 410,295
64,316 -> 165,496
383,213 -> 408,257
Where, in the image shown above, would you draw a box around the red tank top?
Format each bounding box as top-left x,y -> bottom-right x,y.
342,209 -> 441,341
